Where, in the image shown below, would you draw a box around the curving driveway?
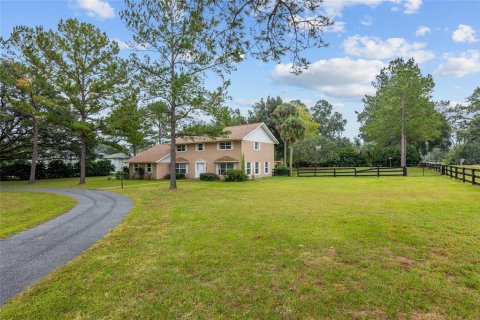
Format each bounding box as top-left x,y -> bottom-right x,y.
0,188 -> 132,306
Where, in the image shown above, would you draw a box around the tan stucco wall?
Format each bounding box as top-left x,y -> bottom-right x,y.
241,140 -> 275,178
177,141 -> 242,178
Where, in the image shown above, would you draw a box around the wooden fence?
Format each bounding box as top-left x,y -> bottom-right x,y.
296,167 -> 406,177
422,162 -> 479,186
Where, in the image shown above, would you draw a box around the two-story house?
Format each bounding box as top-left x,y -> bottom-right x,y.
127,123 -> 279,179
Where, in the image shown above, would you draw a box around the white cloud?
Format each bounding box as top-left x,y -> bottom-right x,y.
403,0 -> 422,14
435,50 -> 480,77
415,26 -> 431,37
343,35 -> 435,63
452,24 -> 478,43
360,16 -> 373,26
325,21 -> 346,33
271,57 -> 385,99
77,0 -> 114,19
322,0 -> 422,17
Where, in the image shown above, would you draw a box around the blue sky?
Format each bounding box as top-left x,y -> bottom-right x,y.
1,0 -> 479,138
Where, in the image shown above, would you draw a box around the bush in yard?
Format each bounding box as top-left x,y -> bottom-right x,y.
46,160 -> 76,178
0,160 -> 30,180
164,173 -> 185,180
199,172 -> 220,181
224,169 -> 248,182
115,167 -> 129,180
273,166 -> 290,176
87,159 -> 115,176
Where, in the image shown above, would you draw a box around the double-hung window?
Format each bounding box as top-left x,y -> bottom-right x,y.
147,163 -> 152,173
217,163 -> 234,175
218,141 -> 232,150
175,163 -> 187,174
246,162 -> 252,175
254,142 -> 260,150
254,162 -> 260,175
196,143 -> 204,151
134,164 -> 139,173
264,162 -> 269,174
176,144 -> 186,152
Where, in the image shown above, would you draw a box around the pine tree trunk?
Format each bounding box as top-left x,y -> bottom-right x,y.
400,99 -> 407,168
28,116 -> 39,184
283,141 -> 287,166
169,106 -> 177,190
79,134 -> 86,185
289,144 -> 293,177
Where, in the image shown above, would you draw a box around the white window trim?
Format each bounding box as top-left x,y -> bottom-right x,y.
246,162 -> 252,175
264,162 -> 269,174
254,141 -> 261,150
216,162 -> 235,175
176,144 -> 187,152
254,162 -> 260,175
134,164 -> 139,172
147,163 -> 153,173
175,162 -> 188,174
196,143 -> 205,151
217,141 -> 233,150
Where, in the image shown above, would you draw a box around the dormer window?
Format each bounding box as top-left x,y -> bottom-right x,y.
218,141 -> 232,150
254,142 -> 260,150
196,143 -> 204,151
176,144 -> 186,152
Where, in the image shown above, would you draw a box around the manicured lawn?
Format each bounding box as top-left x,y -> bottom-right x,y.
0,191 -> 76,239
0,174 -> 479,319
0,176 -> 165,189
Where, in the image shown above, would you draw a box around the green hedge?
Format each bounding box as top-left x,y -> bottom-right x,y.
200,173 -> 220,181
0,159 -> 113,181
224,169 -> 248,182
164,173 -> 186,180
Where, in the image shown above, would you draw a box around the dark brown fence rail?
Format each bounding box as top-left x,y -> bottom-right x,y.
297,167 -> 406,177
422,162 -> 479,186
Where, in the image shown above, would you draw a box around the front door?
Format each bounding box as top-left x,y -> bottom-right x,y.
195,161 -> 206,178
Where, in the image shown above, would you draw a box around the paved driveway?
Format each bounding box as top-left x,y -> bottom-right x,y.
0,188 -> 132,306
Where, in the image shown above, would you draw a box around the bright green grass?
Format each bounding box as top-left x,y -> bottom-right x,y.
0,176 -> 166,189
0,191 -> 75,239
0,174 -> 479,319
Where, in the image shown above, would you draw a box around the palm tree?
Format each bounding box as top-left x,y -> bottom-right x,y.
273,103 -> 297,166
278,115 -> 306,176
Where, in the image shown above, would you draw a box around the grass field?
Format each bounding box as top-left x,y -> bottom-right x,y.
0,172 -> 479,319
0,191 -> 76,239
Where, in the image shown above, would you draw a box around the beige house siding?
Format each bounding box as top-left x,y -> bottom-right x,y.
241,140 -> 274,178
176,140 -> 242,178
126,123 -> 278,180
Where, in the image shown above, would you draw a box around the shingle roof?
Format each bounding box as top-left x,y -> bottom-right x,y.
176,123 -> 263,144
105,152 -> 130,159
214,156 -> 239,162
126,144 -> 170,164
176,157 -> 189,163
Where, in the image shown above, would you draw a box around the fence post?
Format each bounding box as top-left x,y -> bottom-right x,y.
354,167 -> 357,177
377,167 -> 380,177
334,168 -> 336,177
473,169 -> 476,186
450,166 -> 453,178
455,167 -> 458,180
462,168 -> 465,182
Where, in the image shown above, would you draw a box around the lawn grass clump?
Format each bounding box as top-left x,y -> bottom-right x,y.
0,191 -> 75,238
